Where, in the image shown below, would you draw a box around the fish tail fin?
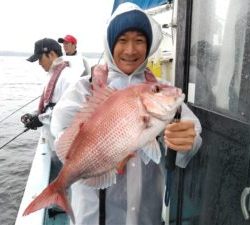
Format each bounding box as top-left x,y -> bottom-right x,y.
22,180 -> 75,223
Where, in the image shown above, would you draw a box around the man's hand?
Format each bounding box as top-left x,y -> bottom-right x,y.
164,120 -> 196,151
21,113 -> 43,130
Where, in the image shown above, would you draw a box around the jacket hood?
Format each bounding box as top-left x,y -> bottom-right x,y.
104,2 -> 163,77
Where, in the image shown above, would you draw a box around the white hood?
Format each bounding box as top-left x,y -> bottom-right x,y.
103,2 -> 163,78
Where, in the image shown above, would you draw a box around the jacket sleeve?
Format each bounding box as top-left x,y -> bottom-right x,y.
82,57 -> 91,76
50,76 -> 91,139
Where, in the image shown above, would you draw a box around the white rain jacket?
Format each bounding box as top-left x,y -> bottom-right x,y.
38,57 -> 80,151
62,53 -> 91,77
51,2 -> 202,225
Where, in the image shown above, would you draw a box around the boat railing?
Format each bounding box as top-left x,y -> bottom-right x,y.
15,137 -> 51,225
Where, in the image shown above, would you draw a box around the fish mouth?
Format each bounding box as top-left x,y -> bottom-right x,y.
146,93 -> 185,120
163,94 -> 185,111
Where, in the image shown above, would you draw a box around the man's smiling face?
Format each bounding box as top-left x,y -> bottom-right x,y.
113,31 -> 147,75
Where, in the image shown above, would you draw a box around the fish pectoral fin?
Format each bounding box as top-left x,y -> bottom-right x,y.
139,139 -> 161,164
56,121 -> 83,162
116,153 -> 136,174
83,169 -> 117,189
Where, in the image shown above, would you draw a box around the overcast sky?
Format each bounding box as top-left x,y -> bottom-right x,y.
0,0 -> 114,53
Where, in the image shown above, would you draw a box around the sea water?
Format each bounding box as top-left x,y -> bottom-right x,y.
0,55 -> 99,225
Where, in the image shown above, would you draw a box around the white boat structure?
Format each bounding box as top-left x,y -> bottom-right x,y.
15,137 -> 68,225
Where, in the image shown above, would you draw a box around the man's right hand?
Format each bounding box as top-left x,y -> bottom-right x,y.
21,113 -> 43,130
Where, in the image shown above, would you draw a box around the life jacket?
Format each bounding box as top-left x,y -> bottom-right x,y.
38,61 -> 69,114
90,63 -> 158,90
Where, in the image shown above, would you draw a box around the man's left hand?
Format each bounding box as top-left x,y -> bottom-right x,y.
164,120 -> 196,151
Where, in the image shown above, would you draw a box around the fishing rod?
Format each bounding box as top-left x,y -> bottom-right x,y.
0,128 -> 30,150
0,95 -> 41,124
97,51 -> 104,65
164,106 -> 182,206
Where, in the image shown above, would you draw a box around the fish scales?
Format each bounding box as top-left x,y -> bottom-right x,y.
68,93 -> 147,177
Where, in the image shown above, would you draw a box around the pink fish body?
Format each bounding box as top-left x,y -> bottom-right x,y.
23,82 -> 184,223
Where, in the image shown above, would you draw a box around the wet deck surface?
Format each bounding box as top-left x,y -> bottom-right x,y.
44,153 -> 69,225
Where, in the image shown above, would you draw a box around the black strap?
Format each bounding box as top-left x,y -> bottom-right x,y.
99,189 -> 106,225
42,102 -> 56,113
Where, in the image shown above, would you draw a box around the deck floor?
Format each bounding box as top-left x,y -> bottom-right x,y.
44,208 -> 69,225
44,153 -> 69,225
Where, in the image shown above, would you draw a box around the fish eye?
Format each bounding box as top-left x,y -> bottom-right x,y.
152,85 -> 161,93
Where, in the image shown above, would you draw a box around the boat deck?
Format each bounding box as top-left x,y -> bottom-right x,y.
44,208 -> 68,225
15,138 -> 69,225
44,153 -> 69,225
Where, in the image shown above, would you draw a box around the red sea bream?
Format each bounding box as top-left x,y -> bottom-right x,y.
23,82 -> 184,223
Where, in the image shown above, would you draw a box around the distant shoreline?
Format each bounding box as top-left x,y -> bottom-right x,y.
0,51 -> 103,58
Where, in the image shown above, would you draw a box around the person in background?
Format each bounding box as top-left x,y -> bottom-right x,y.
58,34 -> 91,76
21,38 -> 80,152
51,2 -> 202,225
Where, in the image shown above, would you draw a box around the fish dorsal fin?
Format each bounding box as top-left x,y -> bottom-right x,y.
91,64 -> 109,89
82,169 -> 117,189
55,122 -> 83,163
87,85 -> 115,110
144,67 -> 158,83
55,86 -> 116,162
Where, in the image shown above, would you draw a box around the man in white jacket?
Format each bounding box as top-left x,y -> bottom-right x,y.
21,38 -> 80,152
58,34 -> 91,76
51,3 -> 202,225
